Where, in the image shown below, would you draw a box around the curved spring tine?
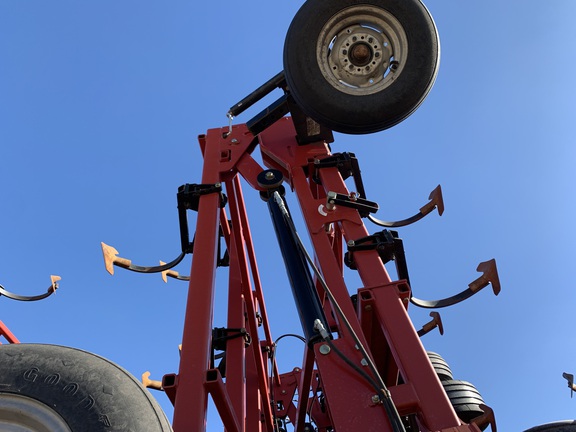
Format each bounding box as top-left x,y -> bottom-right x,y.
0,275 -> 60,302
101,242 -> 185,275
411,259 -> 500,309
411,287 -> 477,309
368,185 -> 444,228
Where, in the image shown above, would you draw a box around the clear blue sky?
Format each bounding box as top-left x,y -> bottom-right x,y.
2,1 -> 576,431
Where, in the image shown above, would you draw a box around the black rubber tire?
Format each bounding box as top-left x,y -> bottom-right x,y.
0,344 -> 173,432
426,351 -> 454,381
283,0 -> 440,134
524,422 -> 576,432
442,379 -> 486,428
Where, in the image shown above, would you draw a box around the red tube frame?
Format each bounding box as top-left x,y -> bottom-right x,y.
0,320 -> 19,344
169,118 -> 482,432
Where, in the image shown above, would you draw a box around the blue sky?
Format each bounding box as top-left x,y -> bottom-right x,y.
2,1 -> 576,431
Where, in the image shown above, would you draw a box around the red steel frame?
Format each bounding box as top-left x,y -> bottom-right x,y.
168,117 -> 481,432
0,320 -> 20,344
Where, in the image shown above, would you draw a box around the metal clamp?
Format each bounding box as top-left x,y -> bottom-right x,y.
212,327 -> 252,352
178,183 -> 227,254
313,153 -> 370,215
324,191 -> 379,215
345,230 -> 410,286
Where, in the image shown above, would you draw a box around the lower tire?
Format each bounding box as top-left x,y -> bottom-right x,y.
0,344 -> 173,431
524,422 -> 576,432
442,379 -> 486,429
426,351 -> 453,381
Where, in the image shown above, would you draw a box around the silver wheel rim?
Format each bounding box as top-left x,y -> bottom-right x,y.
0,393 -> 72,432
316,5 -> 408,96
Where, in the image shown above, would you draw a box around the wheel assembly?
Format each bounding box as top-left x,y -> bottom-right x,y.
283,0 -> 440,134
427,351 -> 454,382
441,379 -> 487,429
524,422 -> 576,432
0,344 -> 172,432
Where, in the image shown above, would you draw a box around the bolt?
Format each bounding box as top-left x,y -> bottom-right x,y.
230,138 -> 239,144
281,390 -> 287,395
371,395 -> 381,404
265,171 -> 275,180
347,240 -> 355,247
360,358 -> 368,366
319,344 -> 331,355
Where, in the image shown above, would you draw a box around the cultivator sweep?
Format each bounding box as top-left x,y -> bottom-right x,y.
1,0 -> 574,431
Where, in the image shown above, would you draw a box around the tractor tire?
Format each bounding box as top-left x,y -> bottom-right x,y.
426,351 -> 454,381
524,421 -> 576,432
0,344 -> 173,432
283,0 -> 440,134
442,379 -> 487,429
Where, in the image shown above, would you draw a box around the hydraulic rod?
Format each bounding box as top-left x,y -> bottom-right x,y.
267,191 -> 330,345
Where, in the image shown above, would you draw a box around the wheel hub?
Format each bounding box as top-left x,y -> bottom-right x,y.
317,6 -> 409,96
0,393 -> 72,432
349,42 -> 372,67
329,25 -> 389,85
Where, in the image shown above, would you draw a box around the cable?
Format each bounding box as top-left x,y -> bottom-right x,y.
269,333 -> 307,432
273,191 -> 406,432
275,333 -> 307,345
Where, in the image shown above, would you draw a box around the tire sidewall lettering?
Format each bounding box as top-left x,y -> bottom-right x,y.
19,366 -> 103,424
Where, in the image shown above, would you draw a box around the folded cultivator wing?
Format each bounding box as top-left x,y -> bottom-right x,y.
1,0 -> 573,431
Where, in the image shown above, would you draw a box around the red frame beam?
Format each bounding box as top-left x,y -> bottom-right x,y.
0,320 -> 19,344
169,118 -> 483,432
